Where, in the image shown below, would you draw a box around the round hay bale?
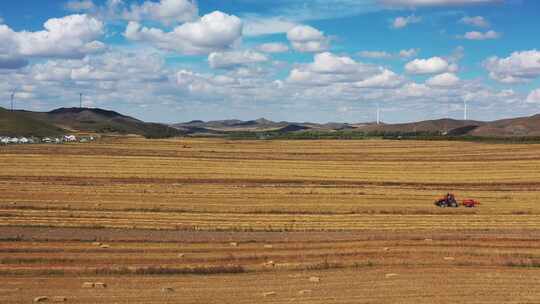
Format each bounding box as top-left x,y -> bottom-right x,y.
177,253 -> 185,258
91,242 -> 102,246
94,282 -> 107,288
298,290 -> 312,295
99,244 -> 110,249
385,273 -> 398,278
443,257 -> 455,261
263,260 -> 275,267
161,287 -> 175,293
52,296 -> 67,302
308,276 -> 320,283
34,296 -> 49,302
263,244 -> 273,249
229,242 -> 238,247
82,282 -> 94,288
262,291 -> 276,297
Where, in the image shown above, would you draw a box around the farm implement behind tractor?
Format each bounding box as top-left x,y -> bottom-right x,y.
435,193 -> 480,208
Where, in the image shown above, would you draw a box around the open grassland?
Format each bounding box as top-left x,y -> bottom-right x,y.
1,138 -> 540,303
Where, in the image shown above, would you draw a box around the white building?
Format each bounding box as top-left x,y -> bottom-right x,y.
64,135 -> 77,142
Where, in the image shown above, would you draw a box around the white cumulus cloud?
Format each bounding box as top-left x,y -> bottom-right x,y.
399,48 -> 420,59
65,0 -> 96,12
0,14 -> 105,62
355,69 -> 405,89
124,11 -> 242,55
426,72 -> 460,87
358,51 -> 392,59
463,30 -> 500,40
256,43 -> 289,53
460,16 -> 490,27
287,25 -> 330,53
287,52 -> 381,86
484,50 -> 540,83
243,17 -> 297,36
526,89 -> 540,104
208,50 -> 269,69
358,49 -> 420,59
405,57 -> 455,75
391,15 -> 421,29
120,0 -> 198,25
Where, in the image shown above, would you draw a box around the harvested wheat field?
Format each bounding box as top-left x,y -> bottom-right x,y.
1,137 -> 540,303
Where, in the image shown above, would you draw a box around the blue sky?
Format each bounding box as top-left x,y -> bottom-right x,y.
0,0 -> 539,123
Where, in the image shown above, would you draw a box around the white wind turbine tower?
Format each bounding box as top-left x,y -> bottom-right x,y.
463,100 -> 468,121
376,102 -> 381,125
10,89 -> 16,112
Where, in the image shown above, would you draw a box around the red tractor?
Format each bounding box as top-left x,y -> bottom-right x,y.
434,194 -> 480,208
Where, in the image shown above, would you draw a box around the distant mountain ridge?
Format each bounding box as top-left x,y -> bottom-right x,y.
173,115 -> 540,137
2,106 -> 540,138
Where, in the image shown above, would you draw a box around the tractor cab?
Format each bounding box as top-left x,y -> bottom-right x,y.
434,193 -> 459,208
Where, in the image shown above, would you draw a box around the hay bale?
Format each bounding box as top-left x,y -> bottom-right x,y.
229,242 -> 238,247
34,296 -> 49,302
82,282 -> 94,288
52,296 -> 67,302
99,244 -> 110,249
161,287 -> 175,293
177,253 -> 185,258
94,282 -> 107,288
263,244 -> 273,249
298,290 -> 312,295
262,292 -> 276,297
424,238 -> 433,242
262,260 -> 276,268
91,242 -> 102,246
383,247 -> 390,251
443,257 -> 455,261
308,276 -> 320,283
385,273 -> 398,278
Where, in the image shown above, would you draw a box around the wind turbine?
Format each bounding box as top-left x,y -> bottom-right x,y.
376,102 -> 381,125
463,100 -> 468,121
10,90 -> 16,111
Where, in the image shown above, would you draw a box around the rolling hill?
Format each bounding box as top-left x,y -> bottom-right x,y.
0,107 -> 66,137
2,105 -> 540,139
172,114 -> 540,138
351,118 -> 486,135
469,114 -> 540,137
1,107 -> 183,138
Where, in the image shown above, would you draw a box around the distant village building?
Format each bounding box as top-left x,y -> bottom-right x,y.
64,135 -> 77,142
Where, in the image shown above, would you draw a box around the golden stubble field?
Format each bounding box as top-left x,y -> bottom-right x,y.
0,137 -> 539,303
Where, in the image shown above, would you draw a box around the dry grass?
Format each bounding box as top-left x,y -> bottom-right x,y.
1,138 -> 540,303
